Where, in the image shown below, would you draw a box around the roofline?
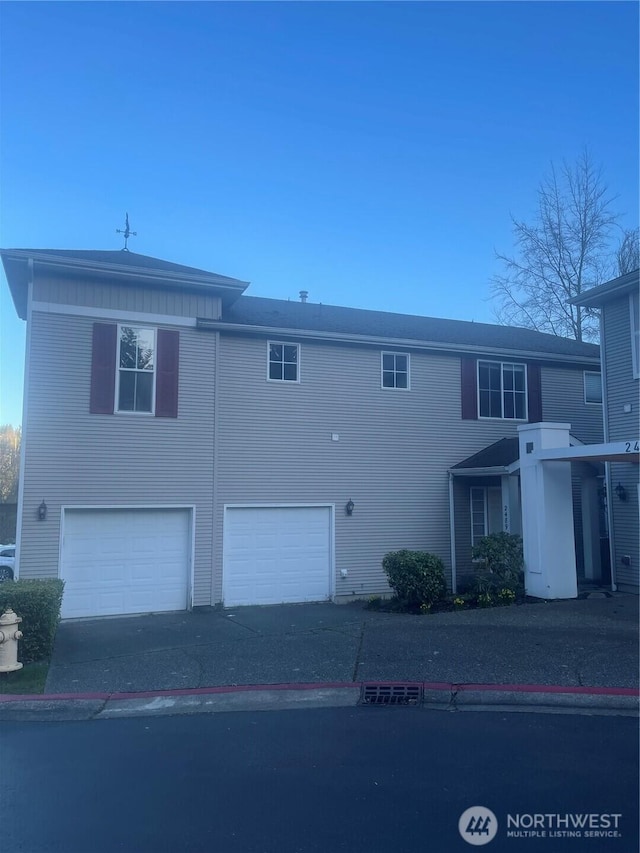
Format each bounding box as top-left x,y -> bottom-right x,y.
196,318 -> 601,365
571,269 -> 640,308
0,249 -> 249,291
449,433 -> 586,475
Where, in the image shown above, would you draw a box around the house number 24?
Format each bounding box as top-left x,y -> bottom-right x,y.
625,441 -> 639,452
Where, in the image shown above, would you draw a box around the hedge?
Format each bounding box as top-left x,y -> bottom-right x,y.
0,579 -> 64,663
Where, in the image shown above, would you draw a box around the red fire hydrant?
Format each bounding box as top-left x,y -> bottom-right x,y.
0,608 -> 23,673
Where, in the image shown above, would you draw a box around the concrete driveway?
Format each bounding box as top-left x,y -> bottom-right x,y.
45,594 -> 639,694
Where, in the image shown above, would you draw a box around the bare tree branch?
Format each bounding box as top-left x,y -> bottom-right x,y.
617,228 -> 639,275
491,151 -> 621,342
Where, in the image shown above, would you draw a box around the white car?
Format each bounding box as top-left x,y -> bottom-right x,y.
0,545 -> 15,581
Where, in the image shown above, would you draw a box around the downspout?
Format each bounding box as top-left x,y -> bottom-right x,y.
600,311 -> 617,591
211,329 -> 220,605
448,472 -> 457,594
14,259 -> 34,579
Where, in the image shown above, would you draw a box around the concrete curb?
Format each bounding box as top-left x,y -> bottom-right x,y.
0,681 -> 637,721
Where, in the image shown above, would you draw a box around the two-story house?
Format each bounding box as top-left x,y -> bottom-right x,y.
2,248 -> 604,618
572,270 -> 639,595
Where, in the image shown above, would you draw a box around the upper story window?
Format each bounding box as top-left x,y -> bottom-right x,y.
268,342 -> 299,382
381,352 -> 410,389
631,291 -> 639,380
584,371 -> 602,404
90,323 -> 179,418
478,361 -> 527,420
117,326 -> 156,413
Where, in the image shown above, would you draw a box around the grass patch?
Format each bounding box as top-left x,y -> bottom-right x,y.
0,660 -> 49,694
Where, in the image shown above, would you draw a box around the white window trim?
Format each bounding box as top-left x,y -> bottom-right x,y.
630,292 -> 639,380
470,486 -> 488,548
477,360 -> 528,421
583,370 -> 603,405
266,341 -> 301,384
470,486 -> 503,547
380,351 -> 411,391
115,324 -> 157,415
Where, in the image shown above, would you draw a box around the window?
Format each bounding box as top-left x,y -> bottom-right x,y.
584,371 -> 602,404
478,361 -> 527,419
631,291 -> 639,380
381,352 -> 409,389
117,326 -> 155,413
470,487 -> 502,546
90,323 -> 179,418
268,342 -> 299,382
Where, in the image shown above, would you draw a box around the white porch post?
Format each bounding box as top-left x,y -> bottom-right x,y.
517,423 -> 577,599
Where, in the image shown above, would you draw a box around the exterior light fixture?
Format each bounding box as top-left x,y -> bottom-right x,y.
614,483 -> 627,502
345,499 -> 355,516
38,500 -> 47,521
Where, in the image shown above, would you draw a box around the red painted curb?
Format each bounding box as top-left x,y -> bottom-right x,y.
1,680 -> 638,703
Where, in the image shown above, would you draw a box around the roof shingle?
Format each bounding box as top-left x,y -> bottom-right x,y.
223,296 -> 600,359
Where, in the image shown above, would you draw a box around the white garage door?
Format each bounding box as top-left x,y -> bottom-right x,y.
223,506 -> 332,606
61,508 -> 191,618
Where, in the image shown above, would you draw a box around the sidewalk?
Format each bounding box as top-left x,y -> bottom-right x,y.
1,594 -> 638,720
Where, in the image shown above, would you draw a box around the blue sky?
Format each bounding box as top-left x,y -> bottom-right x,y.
1,1 -> 638,427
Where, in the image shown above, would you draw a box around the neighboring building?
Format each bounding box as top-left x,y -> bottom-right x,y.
2,248 -> 604,617
572,270 -> 640,594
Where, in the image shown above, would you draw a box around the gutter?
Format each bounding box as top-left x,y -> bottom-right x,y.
448,473 -> 457,595
14,259 -> 34,579
448,466 -> 511,477
599,311 -> 617,592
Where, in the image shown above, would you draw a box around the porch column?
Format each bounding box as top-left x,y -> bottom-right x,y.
517,423 -> 577,599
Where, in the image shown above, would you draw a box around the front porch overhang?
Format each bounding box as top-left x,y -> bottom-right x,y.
531,440 -> 639,465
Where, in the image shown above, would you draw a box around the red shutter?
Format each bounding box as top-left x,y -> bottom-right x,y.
155,329 -> 179,418
90,323 -> 116,414
460,357 -> 478,419
527,363 -> 543,423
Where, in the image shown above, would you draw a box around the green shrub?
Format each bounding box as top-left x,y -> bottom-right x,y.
382,550 -> 447,609
471,533 -> 524,601
0,579 -> 64,663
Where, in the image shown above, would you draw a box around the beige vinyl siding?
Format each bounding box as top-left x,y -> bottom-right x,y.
540,364 -> 604,444
602,298 -> 637,442
213,336 -> 602,599
602,298 -> 639,592
608,461 -> 638,591
19,311 -> 216,605
33,274 -> 221,319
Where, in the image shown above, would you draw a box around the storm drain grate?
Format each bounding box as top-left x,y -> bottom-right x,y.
360,683 -> 423,706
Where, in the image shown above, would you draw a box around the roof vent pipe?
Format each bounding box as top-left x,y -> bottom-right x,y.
299,290 -> 308,303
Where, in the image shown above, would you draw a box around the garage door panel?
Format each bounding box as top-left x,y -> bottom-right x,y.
61,509 -> 190,618
224,506 -> 331,607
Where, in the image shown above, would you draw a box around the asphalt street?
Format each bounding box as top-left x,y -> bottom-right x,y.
2,707 -> 638,853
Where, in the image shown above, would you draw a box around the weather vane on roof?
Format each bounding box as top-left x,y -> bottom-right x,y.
116,213 -> 137,251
